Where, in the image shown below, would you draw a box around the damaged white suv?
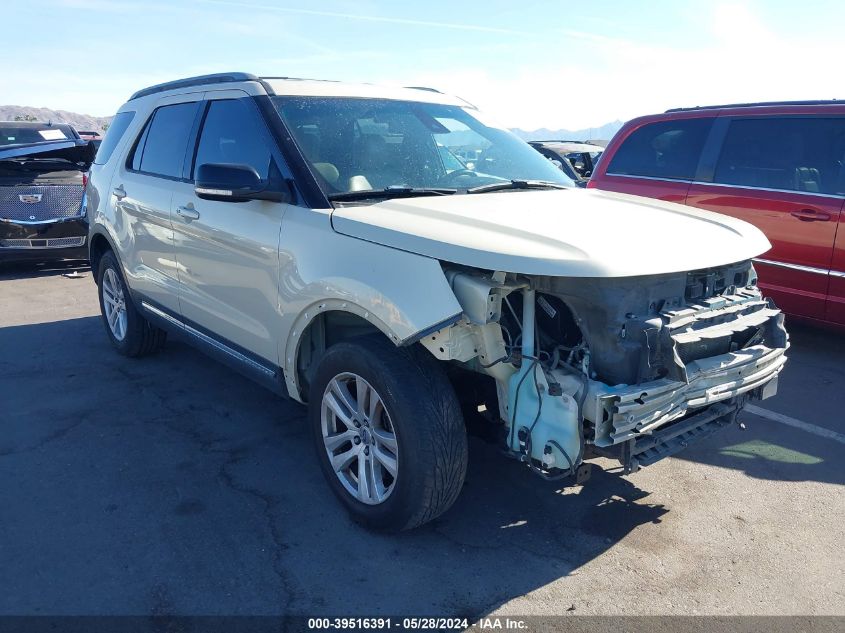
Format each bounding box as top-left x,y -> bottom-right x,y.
88,73 -> 788,530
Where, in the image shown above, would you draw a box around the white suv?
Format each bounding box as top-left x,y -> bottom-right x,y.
88,73 -> 788,530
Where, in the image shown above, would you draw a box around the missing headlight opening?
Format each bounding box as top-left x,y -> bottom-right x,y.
424,261 -> 788,481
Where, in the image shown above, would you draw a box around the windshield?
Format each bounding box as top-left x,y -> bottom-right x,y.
272,97 -> 574,198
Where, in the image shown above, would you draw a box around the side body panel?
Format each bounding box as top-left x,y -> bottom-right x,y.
827,218 -> 845,325
587,174 -> 690,203
686,185 -> 841,319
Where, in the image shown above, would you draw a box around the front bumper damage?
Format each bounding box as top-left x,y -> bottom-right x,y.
426,264 -> 789,480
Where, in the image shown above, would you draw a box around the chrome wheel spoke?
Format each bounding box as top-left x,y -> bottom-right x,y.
373,444 -> 398,478
367,387 -> 382,423
324,429 -> 355,451
355,377 -> 369,418
356,452 -> 370,501
330,444 -> 359,473
324,391 -> 356,431
372,428 -> 397,453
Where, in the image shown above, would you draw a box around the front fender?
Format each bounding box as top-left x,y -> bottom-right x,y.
277,207 -> 462,400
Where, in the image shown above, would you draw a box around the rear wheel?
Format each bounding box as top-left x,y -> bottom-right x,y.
309,335 -> 467,531
97,251 -> 166,356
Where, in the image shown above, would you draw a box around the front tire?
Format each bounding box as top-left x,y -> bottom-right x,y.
97,251 -> 166,357
308,336 -> 468,531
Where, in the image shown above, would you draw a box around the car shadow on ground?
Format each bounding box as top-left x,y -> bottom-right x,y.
1,316 -> 667,617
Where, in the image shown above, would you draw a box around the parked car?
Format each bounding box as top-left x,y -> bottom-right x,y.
0,121 -> 94,262
88,73 -> 787,530
529,140 -> 604,185
588,101 -> 845,327
77,130 -> 103,152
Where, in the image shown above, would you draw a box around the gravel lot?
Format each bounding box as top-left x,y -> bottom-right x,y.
1,260 -> 843,618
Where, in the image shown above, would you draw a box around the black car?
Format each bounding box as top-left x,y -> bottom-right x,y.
528,140 -> 605,187
0,121 -> 95,262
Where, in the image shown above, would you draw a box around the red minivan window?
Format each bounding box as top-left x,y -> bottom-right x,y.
594,117 -> 714,203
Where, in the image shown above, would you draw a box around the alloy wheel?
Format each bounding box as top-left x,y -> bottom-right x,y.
320,372 -> 399,505
102,268 -> 128,341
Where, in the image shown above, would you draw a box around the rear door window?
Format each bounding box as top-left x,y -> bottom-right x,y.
606,118 -> 713,180
714,117 -> 845,195
132,102 -> 199,179
192,99 -> 272,179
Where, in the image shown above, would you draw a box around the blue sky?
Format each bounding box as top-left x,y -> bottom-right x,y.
3,0 -> 843,129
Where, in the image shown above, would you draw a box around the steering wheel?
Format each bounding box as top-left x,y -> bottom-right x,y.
438,169 -> 479,185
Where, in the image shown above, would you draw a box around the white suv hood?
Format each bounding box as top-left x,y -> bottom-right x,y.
331,188 -> 771,277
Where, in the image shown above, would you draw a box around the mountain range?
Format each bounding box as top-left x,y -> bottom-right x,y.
0,106 -> 112,133
0,105 -> 624,143
509,120 -> 624,143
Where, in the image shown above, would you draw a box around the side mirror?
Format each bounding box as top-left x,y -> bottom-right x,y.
195,163 -> 290,203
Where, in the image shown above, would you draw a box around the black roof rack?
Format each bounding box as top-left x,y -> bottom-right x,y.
403,86 -> 443,94
128,72 -> 259,101
666,99 -> 840,112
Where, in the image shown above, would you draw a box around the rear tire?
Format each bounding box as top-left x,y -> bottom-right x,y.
308,335 -> 467,531
97,251 -> 166,357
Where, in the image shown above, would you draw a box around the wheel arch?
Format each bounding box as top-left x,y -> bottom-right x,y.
88,226 -> 120,280
284,300 -> 461,403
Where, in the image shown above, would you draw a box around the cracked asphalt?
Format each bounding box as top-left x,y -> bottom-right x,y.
1,261 -> 843,617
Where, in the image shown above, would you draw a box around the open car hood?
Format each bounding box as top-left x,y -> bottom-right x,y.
330,188 -> 772,277
0,140 -> 96,165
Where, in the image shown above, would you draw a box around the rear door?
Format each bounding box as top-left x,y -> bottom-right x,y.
111,95 -> 201,314
591,117 -> 714,202
169,91 -> 290,364
686,115 -> 845,320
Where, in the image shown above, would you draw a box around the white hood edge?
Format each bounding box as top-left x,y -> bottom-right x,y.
330,188 -> 772,278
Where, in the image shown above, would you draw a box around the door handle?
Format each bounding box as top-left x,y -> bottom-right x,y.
790,209 -> 831,222
112,186 -> 127,200
176,206 -> 200,221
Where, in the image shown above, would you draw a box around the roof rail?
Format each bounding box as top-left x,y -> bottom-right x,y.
128,72 -> 259,101
666,99 -> 840,112
403,86 -> 443,94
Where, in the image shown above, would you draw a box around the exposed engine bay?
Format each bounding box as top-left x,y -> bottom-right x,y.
422,260 -> 789,478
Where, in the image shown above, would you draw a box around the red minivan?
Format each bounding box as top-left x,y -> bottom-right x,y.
589,101 -> 845,327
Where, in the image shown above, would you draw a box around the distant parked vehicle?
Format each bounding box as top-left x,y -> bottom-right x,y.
529,140 -> 604,185
588,100 -> 845,327
0,121 -> 94,262
77,130 -> 103,152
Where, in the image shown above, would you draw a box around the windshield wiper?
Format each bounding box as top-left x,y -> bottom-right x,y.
463,180 -> 571,194
328,186 -> 457,202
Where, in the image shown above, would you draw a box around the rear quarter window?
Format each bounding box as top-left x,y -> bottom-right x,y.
93,111 -> 135,165
606,118 -> 714,181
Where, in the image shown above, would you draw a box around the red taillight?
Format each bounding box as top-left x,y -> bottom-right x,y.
83,172 -> 88,187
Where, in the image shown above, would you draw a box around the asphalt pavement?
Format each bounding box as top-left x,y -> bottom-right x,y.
0,260 -> 842,618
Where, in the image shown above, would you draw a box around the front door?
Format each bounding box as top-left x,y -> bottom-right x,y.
170,91 -> 290,364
